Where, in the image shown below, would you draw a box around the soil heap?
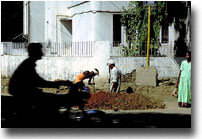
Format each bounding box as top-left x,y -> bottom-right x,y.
85,91 -> 165,110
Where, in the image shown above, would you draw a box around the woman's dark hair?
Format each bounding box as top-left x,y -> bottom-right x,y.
186,51 -> 191,62
186,51 -> 191,58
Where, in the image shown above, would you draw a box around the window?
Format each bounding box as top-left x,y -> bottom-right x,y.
59,18 -> 72,42
113,14 -> 122,47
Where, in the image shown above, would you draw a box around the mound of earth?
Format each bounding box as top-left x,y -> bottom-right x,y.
85,91 -> 165,110
1,76 -> 174,111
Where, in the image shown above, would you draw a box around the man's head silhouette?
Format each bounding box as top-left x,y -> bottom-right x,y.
28,43 -> 43,60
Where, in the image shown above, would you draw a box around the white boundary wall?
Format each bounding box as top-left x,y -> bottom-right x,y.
1,41 -> 111,85
1,41 -> 181,87
111,57 -> 180,79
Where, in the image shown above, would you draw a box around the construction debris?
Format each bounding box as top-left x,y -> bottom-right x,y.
85,91 -> 165,110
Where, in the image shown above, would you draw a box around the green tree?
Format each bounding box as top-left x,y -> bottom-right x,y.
120,1 -> 191,57
120,1 -> 165,56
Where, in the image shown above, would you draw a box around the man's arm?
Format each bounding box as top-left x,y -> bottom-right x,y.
34,70 -> 72,88
88,76 -> 93,85
110,82 -> 115,93
110,69 -> 118,93
84,72 -> 95,85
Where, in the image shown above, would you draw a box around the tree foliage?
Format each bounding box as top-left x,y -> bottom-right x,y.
120,1 -> 190,57
120,1 -> 165,56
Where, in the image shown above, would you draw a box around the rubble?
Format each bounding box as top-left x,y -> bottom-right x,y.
121,70 -> 136,83
158,78 -> 178,86
85,91 -> 165,110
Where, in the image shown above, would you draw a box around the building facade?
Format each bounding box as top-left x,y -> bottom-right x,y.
23,1 -> 191,56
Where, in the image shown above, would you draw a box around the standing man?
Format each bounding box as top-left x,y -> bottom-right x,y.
107,59 -> 121,93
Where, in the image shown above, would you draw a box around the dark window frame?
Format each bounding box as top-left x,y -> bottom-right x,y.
113,14 -> 122,47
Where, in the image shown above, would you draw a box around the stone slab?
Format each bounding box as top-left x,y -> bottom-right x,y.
135,67 -> 157,87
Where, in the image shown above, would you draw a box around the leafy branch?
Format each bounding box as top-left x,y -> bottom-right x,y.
120,1 -> 165,56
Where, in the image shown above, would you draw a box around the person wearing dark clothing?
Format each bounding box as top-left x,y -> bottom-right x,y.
8,43 -> 72,107
5,43 -> 94,127
9,58 -> 71,97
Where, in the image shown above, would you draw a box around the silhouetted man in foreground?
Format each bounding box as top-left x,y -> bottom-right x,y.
5,43 -> 92,127
9,43 -> 72,108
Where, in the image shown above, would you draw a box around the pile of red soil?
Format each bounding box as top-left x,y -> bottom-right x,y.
85,91 -> 165,110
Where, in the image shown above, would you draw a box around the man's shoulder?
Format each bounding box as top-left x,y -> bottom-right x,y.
112,67 -> 118,71
21,58 -> 36,66
112,67 -> 121,74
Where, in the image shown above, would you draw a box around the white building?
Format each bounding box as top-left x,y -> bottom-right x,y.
0,1 -> 189,83
68,1 -> 129,44
24,1 -> 72,43
1,1 -> 191,86
24,1 -> 190,55
23,1 -> 129,45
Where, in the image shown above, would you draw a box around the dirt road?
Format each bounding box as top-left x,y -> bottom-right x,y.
1,76 -> 191,128
1,76 -> 191,115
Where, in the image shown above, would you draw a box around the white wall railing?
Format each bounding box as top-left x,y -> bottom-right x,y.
1,41 -> 95,57
1,42 -> 28,56
110,41 -> 190,57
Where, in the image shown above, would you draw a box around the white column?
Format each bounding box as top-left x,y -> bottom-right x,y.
23,1 -> 29,35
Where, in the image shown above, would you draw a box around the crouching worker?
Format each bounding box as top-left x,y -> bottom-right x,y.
69,69 -> 99,111
75,68 -> 99,86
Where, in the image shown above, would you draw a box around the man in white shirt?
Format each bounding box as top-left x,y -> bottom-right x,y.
107,59 -> 121,93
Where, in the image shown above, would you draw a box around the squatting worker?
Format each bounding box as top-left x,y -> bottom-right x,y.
69,69 -> 99,112
74,68 -> 99,88
107,59 -> 121,93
